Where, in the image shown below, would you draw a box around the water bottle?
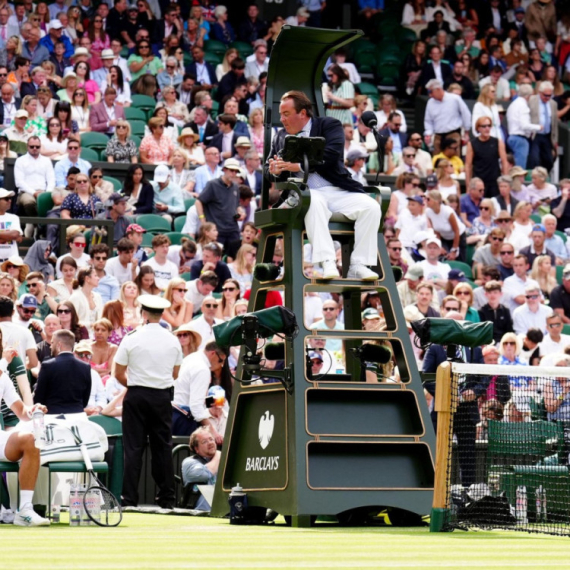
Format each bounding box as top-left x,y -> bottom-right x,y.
228,483 -> 247,525
535,485 -> 547,523
32,409 -> 46,450
90,489 -> 102,525
516,486 -> 528,525
277,190 -> 299,209
69,484 -> 81,526
80,484 -> 90,526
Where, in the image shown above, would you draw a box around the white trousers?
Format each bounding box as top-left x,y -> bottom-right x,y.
304,186 -> 381,266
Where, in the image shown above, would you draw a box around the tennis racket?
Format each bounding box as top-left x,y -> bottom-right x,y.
78,440 -> 123,527
50,423 -> 123,527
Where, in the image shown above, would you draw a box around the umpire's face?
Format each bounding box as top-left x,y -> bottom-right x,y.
279,98 -> 308,135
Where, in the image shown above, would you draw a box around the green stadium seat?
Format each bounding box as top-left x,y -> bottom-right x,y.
556,265 -> 565,285
230,41 -> 253,58
81,147 -> 100,162
530,213 -> 542,224
355,81 -> 379,97
184,198 -> 195,211
129,120 -> 146,137
174,216 -> 187,232
446,260 -> 474,280
556,230 -> 567,243
354,52 -> 377,75
164,231 -> 187,245
136,214 -> 171,233
103,176 -> 122,191
563,324 -> 570,336
141,233 -> 154,248
350,38 -> 376,57
131,94 -> 157,119
377,51 -> 402,66
204,39 -> 227,56
180,272 -> 192,281
81,132 -> 109,157
124,107 -> 147,122
37,192 -> 54,217
130,135 -> 141,149
204,51 -> 223,66
396,26 -> 419,45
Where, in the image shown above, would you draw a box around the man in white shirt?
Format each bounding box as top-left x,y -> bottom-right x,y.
285,7 -> 310,27
244,42 -> 269,80
345,147 -> 367,185
539,314 -> 570,358
417,236 -> 450,289
142,234 -> 179,289
172,341 -> 228,442
395,196 -> 429,249
14,136 -> 55,217
407,132 -> 433,176
513,284 -> 553,335
424,80 -> 471,154
105,238 -> 139,285
185,271 -> 218,315
0,296 -> 38,370
187,296 -> 223,350
506,83 -> 542,168
0,188 -> 22,262
479,66 -> 511,101
194,147 -> 223,194
502,253 -> 540,313
13,294 -> 44,340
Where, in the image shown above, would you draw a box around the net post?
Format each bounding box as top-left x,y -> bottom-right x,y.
430,361 -> 455,532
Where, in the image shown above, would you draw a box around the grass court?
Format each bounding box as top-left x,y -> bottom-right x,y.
2,512 -> 570,569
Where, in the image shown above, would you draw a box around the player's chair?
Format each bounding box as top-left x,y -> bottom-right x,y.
0,414 -> 19,509
172,444 -> 195,508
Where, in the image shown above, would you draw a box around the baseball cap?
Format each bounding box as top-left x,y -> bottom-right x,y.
361,308 -> 381,320
101,49 -> 114,60
426,174 -> 438,188
425,236 -> 442,248
532,223 -> 546,233
153,164 -> 170,183
223,158 -> 241,171
235,136 -> 252,148
407,195 -> 424,204
563,263 -> 570,279
297,7 -> 310,17
17,294 -> 37,308
0,188 -> 15,199
308,351 -> 323,361
207,385 -> 226,406
448,269 -> 466,282
15,110 -> 28,119
126,223 -> 146,234
74,341 -> 93,355
413,230 -> 431,246
346,148 -> 369,162
514,6 -> 525,13
405,265 -> 424,280
49,19 -> 63,30
107,192 -> 128,205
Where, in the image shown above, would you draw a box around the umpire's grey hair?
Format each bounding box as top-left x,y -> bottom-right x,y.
425,79 -> 443,91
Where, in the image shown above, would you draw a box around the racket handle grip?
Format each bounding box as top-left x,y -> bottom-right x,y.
79,443 -> 94,471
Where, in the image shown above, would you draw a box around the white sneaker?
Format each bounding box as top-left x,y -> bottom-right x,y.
320,260 -> 339,279
347,264 -> 379,281
13,509 -> 50,527
1,507 -> 14,524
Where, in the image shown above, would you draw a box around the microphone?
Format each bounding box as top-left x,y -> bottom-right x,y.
361,110 -> 378,130
350,343 -> 392,364
254,263 -> 281,282
264,342 -> 285,361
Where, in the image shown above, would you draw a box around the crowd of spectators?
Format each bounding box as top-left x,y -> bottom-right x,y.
3,0 -> 570,512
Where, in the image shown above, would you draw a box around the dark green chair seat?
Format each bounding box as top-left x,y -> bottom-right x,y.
124,107 -> 147,121
445,260 -> 474,280
37,192 -> 54,217
184,198 -> 196,210
129,120 -> 146,137
180,272 -> 192,281
204,39 -> 227,56
174,216 -> 187,232
136,214 -> 172,233
164,231 -> 187,245
89,416 -> 123,501
81,147 -> 101,162
229,41 -> 253,58
354,52 -> 377,74
0,460 -> 19,508
103,176 -> 122,191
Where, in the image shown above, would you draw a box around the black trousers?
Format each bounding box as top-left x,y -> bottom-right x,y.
122,386 -> 175,507
217,230 -> 240,250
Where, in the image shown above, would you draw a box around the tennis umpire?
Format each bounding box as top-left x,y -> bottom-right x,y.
114,295 -> 183,508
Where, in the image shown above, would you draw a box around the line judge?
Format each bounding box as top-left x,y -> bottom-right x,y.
266,90 -> 382,281
114,295 -> 183,509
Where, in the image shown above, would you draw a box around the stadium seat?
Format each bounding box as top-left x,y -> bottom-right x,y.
172,444 -> 193,508
124,107 -> 147,122
136,214 -> 171,233
354,52 -> 377,75
129,120 -> 146,137
0,460 -> 19,508
204,39 -> 227,56
204,51 -> 223,66
103,176 -> 122,191
81,147 -> 100,162
184,198 -> 196,211
130,135 -> 141,149
556,230 -> 567,243
530,214 -> 542,224
230,41 -> 253,58
81,132 -> 109,156
355,81 -> 379,97
37,192 -> 54,217
350,38 -> 376,58
556,265 -> 565,285
174,216 -> 187,232
563,324 -> 570,336
131,94 -> 157,119
141,232 -> 154,248
180,272 -> 192,281
376,51 -> 402,66
396,27 -> 419,45
446,260 -> 474,280
164,231 -> 187,245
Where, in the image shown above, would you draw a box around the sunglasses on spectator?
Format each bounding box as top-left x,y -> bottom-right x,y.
73,242 -> 86,247
90,174 -> 102,179
503,341 -> 516,346
222,287 -> 237,292
497,219 -> 511,223
480,124 -> 492,128
5,264 -> 17,269
28,145 -> 40,149
480,207 -> 491,211
20,308 -> 35,315
490,236 -> 504,241
57,309 -> 71,314
77,180 -> 88,184
404,154 -> 416,158
444,306 -> 460,311
93,256 -> 107,261
525,294 -> 539,299
204,303 -> 218,308
500,250 -> 514,255
177,332 -> 191,338
68,146 -> 79,150
456,291 -> 470,296
27,283 -> 39,287
77,352 -> 92,359
323,307 -> 336,311
166,65 -> 175,69
389,247 -> 402,251
173,287 -> 187,292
